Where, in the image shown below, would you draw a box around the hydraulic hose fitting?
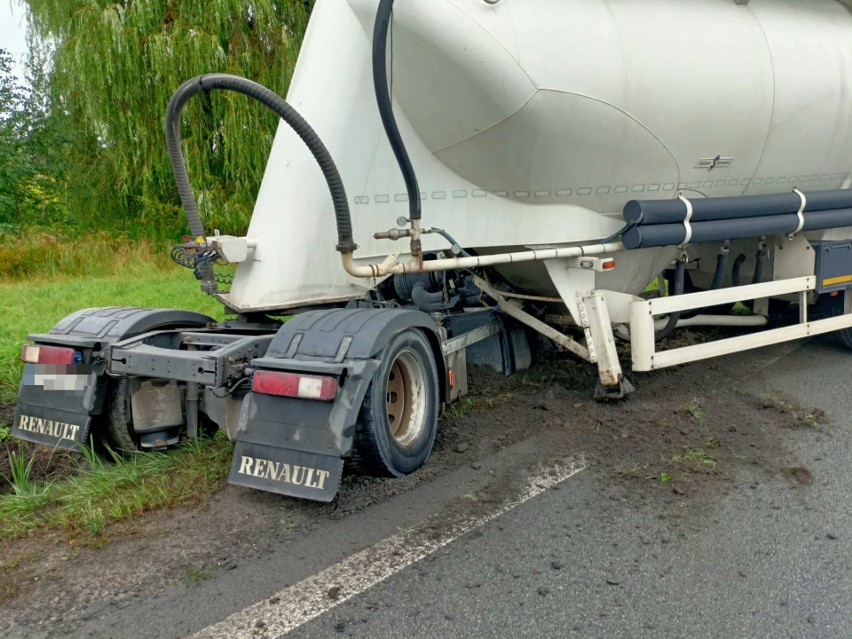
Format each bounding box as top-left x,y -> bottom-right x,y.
409,219 -> 424,270
752,236 -> 769,284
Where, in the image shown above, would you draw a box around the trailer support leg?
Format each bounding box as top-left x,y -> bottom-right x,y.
578,293 -> 634,399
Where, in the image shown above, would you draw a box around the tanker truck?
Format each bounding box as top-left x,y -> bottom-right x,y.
12,0 -> 852,501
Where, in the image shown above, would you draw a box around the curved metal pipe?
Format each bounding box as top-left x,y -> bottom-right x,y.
340,242 -> 626,278
710,246 -> 729,290
752,243 -> 768,284
731,253 -> 746,287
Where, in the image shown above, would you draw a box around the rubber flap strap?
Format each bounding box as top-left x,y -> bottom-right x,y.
678,192 -> 694,245
789,188 -> 807,239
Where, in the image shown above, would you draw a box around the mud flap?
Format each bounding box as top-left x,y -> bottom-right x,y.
230,308 -> 441,501
228,441 -> 343,502
12,364 -> 98,450
12,307 -> 214,451
12,404 -> 91,450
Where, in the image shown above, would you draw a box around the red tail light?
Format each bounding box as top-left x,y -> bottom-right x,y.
21,344 -> 78,365
252,371 -> 338,401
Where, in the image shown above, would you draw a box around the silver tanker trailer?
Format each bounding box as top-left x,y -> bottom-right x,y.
13,0 -> 852,501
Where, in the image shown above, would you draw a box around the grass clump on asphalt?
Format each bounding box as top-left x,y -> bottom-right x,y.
0,434 -> 233,543
684,400 -> 706,424
669,437 -> 721,476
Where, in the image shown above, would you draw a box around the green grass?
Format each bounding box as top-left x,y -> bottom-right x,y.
0,434 -> 233,542
684,400 -> 706,424
0,266 -> 225,403
0,242 -> 237,543
0,232 -> 174,281
442,392 -> 514,421
668,437 -> 721,475
444,397 -> 475,420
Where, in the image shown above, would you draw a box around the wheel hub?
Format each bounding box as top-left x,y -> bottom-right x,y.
385,351 -> 427,447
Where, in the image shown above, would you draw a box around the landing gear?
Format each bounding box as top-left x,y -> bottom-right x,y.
351,329 -> 440,477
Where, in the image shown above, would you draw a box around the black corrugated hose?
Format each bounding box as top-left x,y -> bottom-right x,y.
165,74 -> 356,292
373,0 -> 421,221
655,258 -> 686,341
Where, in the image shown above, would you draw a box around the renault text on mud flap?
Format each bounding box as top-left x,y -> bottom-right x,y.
16,414 -> 81,442
236,455 -> 332,491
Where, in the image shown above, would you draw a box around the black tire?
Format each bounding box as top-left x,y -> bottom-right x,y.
350,329 -> 440,477
839,328 -> 852,351
102,378 -> 193,454
815,293 -> 852,351
104,378 -> 141,453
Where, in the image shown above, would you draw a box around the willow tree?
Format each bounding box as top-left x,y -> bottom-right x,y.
24,0 -> 313,238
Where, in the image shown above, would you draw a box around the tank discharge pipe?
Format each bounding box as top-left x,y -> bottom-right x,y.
731,254 -> 747,287
752,239 -> 769,284
710,241 -> 730,290
341,241 -> 626,278
654,255 -> 686,341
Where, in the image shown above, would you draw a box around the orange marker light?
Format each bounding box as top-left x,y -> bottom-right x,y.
602,260 -> 617,270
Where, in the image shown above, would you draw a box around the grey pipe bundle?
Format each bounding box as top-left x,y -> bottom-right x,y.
621,189 -> 852,249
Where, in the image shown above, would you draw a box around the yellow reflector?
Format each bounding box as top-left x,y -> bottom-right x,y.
822,275 -> 852,287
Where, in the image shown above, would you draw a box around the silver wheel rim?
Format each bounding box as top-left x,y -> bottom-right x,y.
385,351 -> 428,447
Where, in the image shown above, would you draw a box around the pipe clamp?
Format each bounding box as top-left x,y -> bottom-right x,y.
789,188 -> 807,239
678,193 -> 694,245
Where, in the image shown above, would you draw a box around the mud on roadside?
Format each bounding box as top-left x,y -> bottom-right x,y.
0,404 -> 84,494
0,340 -> 830,637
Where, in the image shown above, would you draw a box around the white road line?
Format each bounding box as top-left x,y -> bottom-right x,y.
191,457 -> 586,639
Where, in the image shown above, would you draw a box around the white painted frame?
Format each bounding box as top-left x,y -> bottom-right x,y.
630,276 -> 852,371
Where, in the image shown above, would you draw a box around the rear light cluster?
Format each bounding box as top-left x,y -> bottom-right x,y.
21,344 -> 81,365
252,370 -> 338,402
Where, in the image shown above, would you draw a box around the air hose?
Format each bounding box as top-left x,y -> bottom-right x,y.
373,0 -> 421,222
165,73 -> 356,293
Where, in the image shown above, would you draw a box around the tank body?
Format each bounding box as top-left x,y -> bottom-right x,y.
222,0 -> 852,312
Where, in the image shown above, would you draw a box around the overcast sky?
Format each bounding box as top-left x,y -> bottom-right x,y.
0,0 -> 28,82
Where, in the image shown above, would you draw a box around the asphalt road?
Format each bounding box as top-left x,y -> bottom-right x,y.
286,340 -> 852,639
23,338 -> 852,639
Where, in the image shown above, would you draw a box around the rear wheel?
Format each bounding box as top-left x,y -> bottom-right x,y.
101,378 -> 184,453
350,329 -> 440,477
839,328 -> 852,351
103,378 -> 143,453
816,293 -> 852,351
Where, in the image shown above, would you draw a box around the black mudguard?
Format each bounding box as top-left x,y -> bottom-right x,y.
13,307 -> 213,450
229,308 -> 442,502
